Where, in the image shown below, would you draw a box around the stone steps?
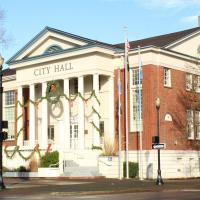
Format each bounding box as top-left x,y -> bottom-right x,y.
64,166 -> 102,177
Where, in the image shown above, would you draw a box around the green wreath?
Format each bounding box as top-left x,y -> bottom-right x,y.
46,81 -> 62,104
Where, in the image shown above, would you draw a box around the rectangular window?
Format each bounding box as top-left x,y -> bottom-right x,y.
132,89 -> 143,131
194,76 -> 200,93
132,68 -> 142,86
130,68 -> 143,132
195,111 -> 200,139
5,90 -> 15,105
4,91 -> 15,140
187,110 -> 194,139
48,125 -> 54,143
186,73 -> 193,91
164,68 -> 171,87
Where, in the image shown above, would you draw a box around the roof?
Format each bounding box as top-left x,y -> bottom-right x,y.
2,68 -> 16,76
7,26 -> 200,65
6,26 -> 114,65
114,27 -> 200,49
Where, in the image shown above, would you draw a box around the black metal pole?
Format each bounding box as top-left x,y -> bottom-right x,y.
156,105 -> 163,186
0,64 -> 5,189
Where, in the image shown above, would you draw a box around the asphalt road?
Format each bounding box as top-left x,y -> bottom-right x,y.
1,190 -> 200,200
0,178 -> 200,200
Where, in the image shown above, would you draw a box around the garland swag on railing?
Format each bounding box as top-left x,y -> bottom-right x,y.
4,80 -> 102,161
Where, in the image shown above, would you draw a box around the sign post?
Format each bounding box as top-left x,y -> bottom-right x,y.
152,143 -> 166,150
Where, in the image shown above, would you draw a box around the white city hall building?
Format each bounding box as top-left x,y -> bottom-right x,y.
2,24 -> 200,179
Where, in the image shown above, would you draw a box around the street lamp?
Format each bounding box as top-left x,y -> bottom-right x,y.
155,97 -> 164,186
0,54 -> 5,189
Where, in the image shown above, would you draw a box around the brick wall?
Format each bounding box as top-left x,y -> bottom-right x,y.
114,64 -> 196,151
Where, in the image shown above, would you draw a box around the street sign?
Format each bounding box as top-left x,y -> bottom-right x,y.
152,143 -> 166,150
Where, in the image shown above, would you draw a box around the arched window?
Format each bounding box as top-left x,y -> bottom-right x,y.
44,45 -> 63,55
164,113 -> 172,122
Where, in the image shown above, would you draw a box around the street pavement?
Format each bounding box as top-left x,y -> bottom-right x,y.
0,177 -> 200,199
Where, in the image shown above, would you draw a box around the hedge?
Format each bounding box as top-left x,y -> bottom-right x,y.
123,162 -> 138,178
40,151 -> 59,168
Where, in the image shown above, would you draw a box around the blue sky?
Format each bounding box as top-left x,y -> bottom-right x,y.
0,0 -> 200,66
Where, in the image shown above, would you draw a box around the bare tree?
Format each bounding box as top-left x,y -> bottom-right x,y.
0,7 -> 9,47
171,54 -> 200,149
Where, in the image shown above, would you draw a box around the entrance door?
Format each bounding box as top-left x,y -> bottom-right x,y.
70,124 -> 78,149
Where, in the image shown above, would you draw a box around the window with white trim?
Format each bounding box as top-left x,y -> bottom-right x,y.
195,111 -> 200,139
187,110 -> 194,139
130,68 -> 143,132
48,125 -> 54,143
194,76 -> 200,93
163,68 -> 171,87
4,91 -> 15,140
186,73 -> 193,91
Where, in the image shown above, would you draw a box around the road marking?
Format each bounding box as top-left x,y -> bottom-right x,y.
181,189 -> 200,192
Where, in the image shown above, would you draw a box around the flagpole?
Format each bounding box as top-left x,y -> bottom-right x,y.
118,65 -> 122,180
124,28 -> 129,179
138,46 -> 143,180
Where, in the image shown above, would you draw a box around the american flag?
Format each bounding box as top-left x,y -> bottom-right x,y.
125,38 -> 130,71
125,38 -> 130,53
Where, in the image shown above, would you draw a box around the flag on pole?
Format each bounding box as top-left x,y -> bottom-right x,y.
125,38 -> 130,52
139,59 -> 143,80
118,78 -> 122,95
138,46 -> 143,80
124,30 -> 130,178
125,38 -> 130,71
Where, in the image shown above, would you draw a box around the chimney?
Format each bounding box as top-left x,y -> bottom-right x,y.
198,16 -> 200,27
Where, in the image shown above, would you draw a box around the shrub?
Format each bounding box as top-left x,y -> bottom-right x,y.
40,151 -> 59,168
102,135 -> 118,156
2,166 -> 10,172
3,166 -> 30,172
92,145 -> 102,150
16,166 -> 30,172
123,162 -> 138,178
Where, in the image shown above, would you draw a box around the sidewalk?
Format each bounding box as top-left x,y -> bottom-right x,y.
1,177 -> 200,196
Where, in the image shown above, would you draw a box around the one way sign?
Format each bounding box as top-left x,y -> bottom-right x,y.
152,143 -> 166,150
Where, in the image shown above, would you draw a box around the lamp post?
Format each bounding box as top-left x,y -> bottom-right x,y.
155,97 -> 163,186
0,54 -> 5,189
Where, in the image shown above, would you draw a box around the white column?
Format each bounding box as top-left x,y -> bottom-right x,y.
64,78 -> 70,150
17,86 -> 23,146
41,82 -> 48,149
59,119 -> 64,174
93,73 -> 100,146
29,84 -> 36,147
109,76 -> 115,140
78,76 -> 85,149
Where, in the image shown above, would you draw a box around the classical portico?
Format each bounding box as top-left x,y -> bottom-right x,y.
15,71 -> 114,151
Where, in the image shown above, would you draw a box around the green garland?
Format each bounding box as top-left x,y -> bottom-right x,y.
90,121 -> 103,137
46,81 -> 62,104
92,106 -> 101,119
4,145 -> 41,161
4,85 -> 102,161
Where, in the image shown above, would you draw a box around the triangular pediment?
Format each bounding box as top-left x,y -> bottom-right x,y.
7,27 -> 99,64
165,29 -> 200,58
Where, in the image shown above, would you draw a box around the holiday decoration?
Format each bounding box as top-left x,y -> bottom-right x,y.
46,81 -> 62,104
4,82 -> 102,161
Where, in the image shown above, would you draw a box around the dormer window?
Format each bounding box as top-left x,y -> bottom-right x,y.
44,45 -> 63,55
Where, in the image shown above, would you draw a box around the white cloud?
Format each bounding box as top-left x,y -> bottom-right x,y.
180,15 -> 199,25
134,0 -> 200,9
